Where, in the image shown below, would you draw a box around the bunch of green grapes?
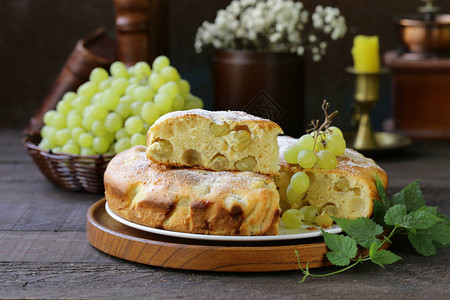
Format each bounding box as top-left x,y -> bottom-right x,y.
38,57 -> 203,155
281,125 -> 346,229
283,126 -> 346,171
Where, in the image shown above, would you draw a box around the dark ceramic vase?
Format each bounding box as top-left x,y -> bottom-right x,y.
213,49 -> 305,136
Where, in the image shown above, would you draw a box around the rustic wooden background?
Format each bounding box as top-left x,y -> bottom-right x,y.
2,0 -> 450,131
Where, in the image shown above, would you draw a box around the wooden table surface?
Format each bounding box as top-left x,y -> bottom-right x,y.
1,129 -> 449,299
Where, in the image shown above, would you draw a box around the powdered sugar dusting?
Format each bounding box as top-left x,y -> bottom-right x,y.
152,109 -> 281,129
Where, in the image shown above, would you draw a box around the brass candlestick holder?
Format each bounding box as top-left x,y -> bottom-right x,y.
346,67 -> 411,155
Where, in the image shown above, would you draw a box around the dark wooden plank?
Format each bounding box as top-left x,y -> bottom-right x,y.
0,231 -> 109,263
0,249 -> 448,299
0,181 -> 99,232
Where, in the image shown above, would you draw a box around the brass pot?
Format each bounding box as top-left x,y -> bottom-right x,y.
396,14 -> 450,56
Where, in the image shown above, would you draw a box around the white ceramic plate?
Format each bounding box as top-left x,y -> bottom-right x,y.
105,202 -> 342,242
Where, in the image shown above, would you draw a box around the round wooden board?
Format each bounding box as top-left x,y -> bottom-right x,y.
86,199 -> 334,272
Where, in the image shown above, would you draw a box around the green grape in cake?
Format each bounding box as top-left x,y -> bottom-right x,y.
282,209 -> 304,229
39,57 -> 204,155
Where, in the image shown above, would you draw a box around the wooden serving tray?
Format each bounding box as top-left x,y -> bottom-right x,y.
86,198 -> 335,272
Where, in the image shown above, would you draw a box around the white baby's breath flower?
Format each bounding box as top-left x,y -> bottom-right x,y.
194,0 -> 346,61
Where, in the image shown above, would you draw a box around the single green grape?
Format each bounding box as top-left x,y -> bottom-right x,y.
71,127 -> 85,141
62,91 -> 77,103
104,112 -> 123,133
90,67 -> 109,83
91,92 -> 103,105
72,95 -> 90,111
133,61 -> 151,79
328,126 -> 343,137
290,171 -> 310,194
125,83 -> 139,96
110,77 -> 128,96
114,138 -> 132,154
172,94 -> 185,111
282,209 -> 304,229
152,55 -> 170,72
66,111 -> 82,129
80,147 -> 96,156
154,93 -> 173,114
52,146 -> 62,153
82,116 -> 95,131
283,144 -> 302,164
128,76 -> 139,85
297,134 -> 315,150
115,128 -> 130,140
77,82 -> 98,99
316,150 -> 337,170
286,184 -> 305,204
56,100 -> 72,115
105,131 -> 115,143
158,82 -> 179,99
141,123 -> 150,135
160,66 -> 180,82
297,149 -> 317,169
114,102 -> 131,119
130,100 -> 144,116
43,110 -> 57,125
178,79 -> 190,96
98,77 -> 112,91
89,104 -> 108,121
140,102 -> 161,124
38,138 -> 54,150
124,116 -> 144,135
325,133 -> 346,156
184,94 -> 203,109
110,61 -> 129,78
91,120 -> 108,136
299,206 -> 319,224
119,95 -> 136,105
55,128 -> 71,146
52,112 -> 66,129
102,89 -> 120,110
78,132 -> 94,148
133,86 -> 155,102
149,73 -> 166,91
92,136 -> 110,153
130,133 -> 146,146
40,125 -> 55,139
62,143 -> 80,155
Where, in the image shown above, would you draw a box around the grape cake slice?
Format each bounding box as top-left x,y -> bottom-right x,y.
275,136 -> 388,219
104,146 -> 280,236
146,109 -> 283,175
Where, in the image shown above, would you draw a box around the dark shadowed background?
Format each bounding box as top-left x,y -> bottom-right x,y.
1,0 -> 449,134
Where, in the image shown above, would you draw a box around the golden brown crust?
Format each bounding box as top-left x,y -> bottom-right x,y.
146,109 -> 283,175
276,136 -> 388,219
105,146 -> 280,236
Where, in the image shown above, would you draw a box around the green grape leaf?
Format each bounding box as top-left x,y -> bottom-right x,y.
332,217 -> 383,249
375,175 -> 388,203
369,242 -> 378,258
408,230 -> 436,256
391,179 -> 424,213
384,204 -> 408,227
370,249 -> 402,268
322,230 -> 357,266
373,176 -> 390,226
403,207 -> 444,229
407,218 -> 450,256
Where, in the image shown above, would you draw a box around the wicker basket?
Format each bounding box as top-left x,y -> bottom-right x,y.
23,133 -> 115,194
